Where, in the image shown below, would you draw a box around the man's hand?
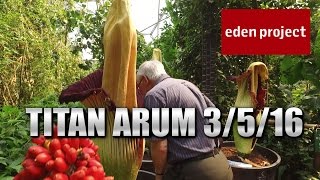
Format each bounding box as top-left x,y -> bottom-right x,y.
151,139 -> 168,178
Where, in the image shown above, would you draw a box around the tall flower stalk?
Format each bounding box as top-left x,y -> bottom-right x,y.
231,62 -> 269,156
59,0 -> 144,179
152,48 -> 162,62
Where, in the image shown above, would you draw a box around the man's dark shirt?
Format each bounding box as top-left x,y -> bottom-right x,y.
144,74 -> 219,164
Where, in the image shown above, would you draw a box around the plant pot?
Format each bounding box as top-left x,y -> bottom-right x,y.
137,160 -> 156,180
222,141 -> 281,180
137,154 -> 155,180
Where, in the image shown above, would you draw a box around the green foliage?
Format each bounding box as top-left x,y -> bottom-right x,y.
261,126 -> 317,180
163,0 -> 255,112
68,1 -> 110,64
279,39 -> 320,88
0,0 -> 319,179
159,0 -> 320,179
137,33 -> 153,67
163,0 -> 203,83
260,2 -> 320,180
153,22 -> 182,78
0,106 -> 30,178
0,0 -> 153,177
0,0 -> 91,106
263,1 -> 320,87
26,93 -> 84,108
262,81 -> 320,179
68,1 -> 153,69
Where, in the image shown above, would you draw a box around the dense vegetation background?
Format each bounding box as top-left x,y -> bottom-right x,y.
0,0 -> 319,179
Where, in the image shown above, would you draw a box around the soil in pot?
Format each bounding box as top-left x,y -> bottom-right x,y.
221,146 -> 271,167
222,142 -> 281,180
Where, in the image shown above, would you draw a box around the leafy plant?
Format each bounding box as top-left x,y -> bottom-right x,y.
0,106 -> 30,178
67,0 -> 154,69
0,0 -> 91,106
159,0 -> 320,179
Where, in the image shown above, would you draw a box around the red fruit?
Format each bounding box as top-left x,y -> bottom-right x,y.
70,170 -> 86,180
28,145 -> 49,158
25,152 -> 32,159
13,173 -> 21,180
94,154 -> 101,161
66,148 -> 77,164
35,152 -> 52,165
50,139 -> 61,153
83,176 -> 95,180
86,166 -> 104,179
43,177 -> 53,180
52,173 -> 68,180
49,170 -> 59,178
75,160 -> 87,167
22,159 -> 36,168
45,160 -> 55,171
76,166 -> 87,172
81,153 -> 91,160
79,138 -> 92,148
86,166 -> 96,175
62,144 -> 71,154
88,159 -> 102,168
54,149 -> 65,159
16,170 -> 31,180
96,167 -> 106,179
25,165 -> 45,178
69,138 -> 80,149
87,140 -> 94,147
82,147 -> 95,157
53,125 -> 58,138
60,138 -> 69,147
54,157 -> 68,173
91,145 -> 99,152
32,135 -> 46,145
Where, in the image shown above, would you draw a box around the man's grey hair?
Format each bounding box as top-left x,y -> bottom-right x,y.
137,60 -> 167,82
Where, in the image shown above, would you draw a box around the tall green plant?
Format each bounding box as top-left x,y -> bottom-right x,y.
0,106 -> 30,179
0,0 -> 90,106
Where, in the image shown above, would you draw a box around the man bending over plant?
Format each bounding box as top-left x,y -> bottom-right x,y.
136,60 -> 233,180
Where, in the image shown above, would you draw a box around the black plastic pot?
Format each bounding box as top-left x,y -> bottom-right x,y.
222,141 -> 281,180
137,159 -> 155,180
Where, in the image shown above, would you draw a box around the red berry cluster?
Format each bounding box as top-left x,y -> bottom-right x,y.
15,126 -> 114,180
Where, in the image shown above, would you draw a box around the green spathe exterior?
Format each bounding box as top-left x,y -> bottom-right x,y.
233,62 -> 269,155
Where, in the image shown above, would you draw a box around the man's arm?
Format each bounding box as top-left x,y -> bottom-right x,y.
144,94 -> 168,180
151,139 -> 167,180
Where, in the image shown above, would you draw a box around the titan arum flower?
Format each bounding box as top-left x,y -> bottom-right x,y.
231,62 -> 268,156
59,0 -> 144,179
152,48 -> 162,62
